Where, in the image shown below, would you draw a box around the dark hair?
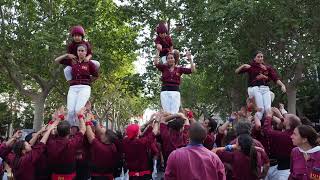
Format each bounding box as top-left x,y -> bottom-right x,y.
297,125 -> 320,147
207,118 -> 218,133
238,134 -> 259,177
189,122 -> 207,144
167,118 -> 185,131
77,44 -> 88,51
24,132 -> 36,143
115,130 -> 123,140
12,140 -> 26,168
57,121 -> 71,137
222,128 -> 237,146
235,121 -> 252,136
105,129 -> 118,144
300,117 -> 313,127
288,115 -> 301,130
252,50 -> 263,60
173,50 -> 180,65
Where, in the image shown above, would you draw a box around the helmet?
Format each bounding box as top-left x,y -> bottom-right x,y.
156,22 -> 168,34
70,25 -> 85,36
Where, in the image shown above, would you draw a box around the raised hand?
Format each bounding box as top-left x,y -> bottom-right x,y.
186,51 -> 192,61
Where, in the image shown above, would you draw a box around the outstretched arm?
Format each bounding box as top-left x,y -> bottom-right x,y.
235,64 -> 251,74
276,80 -> 286,93
186,51 -> 196,72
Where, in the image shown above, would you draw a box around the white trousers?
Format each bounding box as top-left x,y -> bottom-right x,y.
64,60 -> 100,81
160,91 -> 181,114
265,165 -> 290,180
251,86 -> 272,120
67,85 -> 91,126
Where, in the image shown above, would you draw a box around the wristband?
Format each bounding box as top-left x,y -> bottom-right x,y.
92,120 -> 98,126
85,121 -> 93,126
228,117 -> 235,123
225,144 -> 233,152
48,120 -> 54,125
78,114 -> 84,119
280,118 -> 285,123
58,114 -> 65,120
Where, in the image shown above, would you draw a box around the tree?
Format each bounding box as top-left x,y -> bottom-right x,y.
0,0 -> 142,130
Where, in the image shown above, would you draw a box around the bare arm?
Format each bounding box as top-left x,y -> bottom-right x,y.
29,126 -> 47,146
5,130 -> 23,147
235,64 -> 250,74
86,125 -> 95,143
54,54 -> 68,63
218,121 -> 230,134
154,55 -> 160,66
40,122 -> 58,144
276,80 -> 286,93
186,51 -> 196,73
77,107 -> 87,135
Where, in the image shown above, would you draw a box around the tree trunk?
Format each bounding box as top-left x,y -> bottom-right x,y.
287,86 -> 297,114
32,95 -> 46,131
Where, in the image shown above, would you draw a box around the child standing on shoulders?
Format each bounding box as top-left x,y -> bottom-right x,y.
154,22 -> 173,64
64,25 -> 100,83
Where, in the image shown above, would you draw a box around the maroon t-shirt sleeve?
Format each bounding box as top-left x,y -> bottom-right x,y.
216,151 -> 234,164
178,67 -> 192,75
0,143 -> 11,159
67,43 -> 73,54
268,66 -> 280,82
23,142 -> 46,165
85,41 -> 93,55
156,64 -> 167,72
238,66 -> 250,74
167,36 -> 173,47
89,61 -> 99,77
59,58 -> 72,66
259,148 -> 270,165
164,150 -> 177,180
154,36 -> 161,45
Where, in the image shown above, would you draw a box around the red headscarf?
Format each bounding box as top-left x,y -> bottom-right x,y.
126,124 -> 140,139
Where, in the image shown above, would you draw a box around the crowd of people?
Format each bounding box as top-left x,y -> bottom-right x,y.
1,22 -> 320,180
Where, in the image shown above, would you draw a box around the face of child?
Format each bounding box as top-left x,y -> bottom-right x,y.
167,54 -> 175,66
291,128 -> 305,146
77,46 -> 87,59
73,34 -> 82,43
254,53 -> 264,64
159,33 -> 166,39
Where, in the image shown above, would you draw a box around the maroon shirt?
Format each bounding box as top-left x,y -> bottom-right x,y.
160,123 -> 190,162
154,35 -> 173,57
5,143 -> 46,180
60,59 -> 98,86
230,138 -> 265,149
47,132 -> 84,174
122,128 -> 155,172
217,148 -> 269,180
263,117 -> 294,169
67,40 -> 92,57
203,132 -> 215,150
156,64 -> 192,87
289,147 -> 320,180
89,138 -> 119,174
238,62 -> 279,87
165,145 -> 226,180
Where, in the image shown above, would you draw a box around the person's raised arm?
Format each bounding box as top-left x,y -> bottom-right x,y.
276,80 -> 286,93
54,54 -> 74,64
86,124 -> 95,144
5,130 -> 23,147
154,55 -> 160,66
29,126 -> 47,146
235,64 -> 251,74
40,121 -> 58,144
77,107 -> 87,135
186,51 -> 196,73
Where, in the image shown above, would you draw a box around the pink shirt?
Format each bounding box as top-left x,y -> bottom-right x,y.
289,147 -> 320,180
165,145 -> 226,180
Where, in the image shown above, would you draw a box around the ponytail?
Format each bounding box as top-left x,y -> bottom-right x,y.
249,145 -> 259,177
12,140 -> 25,168
238,134 -> 259,178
